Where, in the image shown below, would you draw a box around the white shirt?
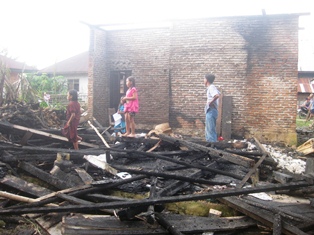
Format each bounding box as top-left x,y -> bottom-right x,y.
204,84 -> 220,114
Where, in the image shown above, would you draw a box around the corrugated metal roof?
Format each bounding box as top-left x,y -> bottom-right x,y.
298,72 -> 314,93
298,78 -> 314,93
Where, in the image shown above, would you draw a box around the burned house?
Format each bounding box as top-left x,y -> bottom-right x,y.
87,13 -> 303,145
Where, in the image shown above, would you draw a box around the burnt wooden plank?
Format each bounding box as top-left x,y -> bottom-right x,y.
1,175 -> 53,197
221,95 -> 232,140
0,153 -> 59,163
0,121 -> 98,148
62,214 -> 256,234
62,215 -> 167,235
297,221 -> 314,233
35,212 -> 67,231
237,153 -> 267,188
253,137 -> 277,166
157,164 -> 206,197
155,212 -> 183,235
159,134 -> 255,168
162,214 -> 256,233
239,195 -> 312,222
87,193 -> 134,202
50,165 -> 84,187
20,130 -> 33,145
273,213 -> 282,235
57,193 -> 115,215
225,149 -> 277,167
9,175 -> 146,210
35,185 -> 92,203
0,145 -> 106,159
112,165 -> 226,185
115,149 -> 245,180
0,181 -> 310,215
74,168 -> 94,184
18,161 -> 72,190
216,93 -> 223,137
63,227 -> 164,235
219,196 -> 310,235
56,193 -> 94,205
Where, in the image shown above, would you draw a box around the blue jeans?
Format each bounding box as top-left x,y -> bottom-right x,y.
205,108 -> 218,142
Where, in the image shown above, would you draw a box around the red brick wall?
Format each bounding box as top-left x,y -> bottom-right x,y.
89,15 -> 299,144
88,28 -> 111,124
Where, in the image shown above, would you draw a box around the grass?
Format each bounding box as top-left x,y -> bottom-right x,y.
296,117 -> 312,128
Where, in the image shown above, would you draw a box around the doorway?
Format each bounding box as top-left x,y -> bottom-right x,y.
109,70 -> 132,109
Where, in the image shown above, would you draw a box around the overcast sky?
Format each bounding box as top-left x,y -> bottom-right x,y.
0,0 -> 313,70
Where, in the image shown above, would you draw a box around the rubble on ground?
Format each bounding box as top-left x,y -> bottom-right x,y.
0,103 -> 313,235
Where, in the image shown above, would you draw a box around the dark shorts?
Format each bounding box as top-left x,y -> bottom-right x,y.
130,112 -> 136,117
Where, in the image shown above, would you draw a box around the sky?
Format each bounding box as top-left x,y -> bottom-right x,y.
0,0 -> 313,70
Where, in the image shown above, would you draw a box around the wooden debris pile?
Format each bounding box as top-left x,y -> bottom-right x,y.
0,119 -> 313,235
0,101 -> 64,129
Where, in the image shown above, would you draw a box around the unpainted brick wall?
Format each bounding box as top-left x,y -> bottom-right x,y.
89,15 -> 299,144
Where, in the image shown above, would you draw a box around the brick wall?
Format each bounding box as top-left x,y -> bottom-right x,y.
89,15 -> 299,145
90,27 -> 171,128
88,28 -> 111,125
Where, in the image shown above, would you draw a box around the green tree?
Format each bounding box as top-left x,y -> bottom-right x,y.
27,73 -> 67,95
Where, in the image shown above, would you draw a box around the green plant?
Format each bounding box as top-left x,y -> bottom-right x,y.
296,117 -> 312,128
27,73 -> 67,97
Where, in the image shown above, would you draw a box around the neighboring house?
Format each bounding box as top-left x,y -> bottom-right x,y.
0,54 -> 37,83
88,13 -> 303,145
40,51 -> 88,102
298,71 -> 314,106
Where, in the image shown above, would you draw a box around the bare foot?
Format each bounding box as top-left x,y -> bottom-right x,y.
127,134 -> 136,138
121,133 -> 130,137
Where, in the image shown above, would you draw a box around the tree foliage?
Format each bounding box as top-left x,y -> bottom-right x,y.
27,73 -> 67,96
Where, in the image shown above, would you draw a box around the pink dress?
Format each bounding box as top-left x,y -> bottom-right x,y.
124,87 -> 139,113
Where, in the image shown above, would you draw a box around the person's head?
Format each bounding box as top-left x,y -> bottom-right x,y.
204,73 -> 215,86
67,89 -> 78,101
126,76 -> 135,88
120,96 -> 126,104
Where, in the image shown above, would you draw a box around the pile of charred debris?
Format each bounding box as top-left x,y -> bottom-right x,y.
0,102 -> 314,235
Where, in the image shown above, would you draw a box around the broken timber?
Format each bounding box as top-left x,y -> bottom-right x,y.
0,121 -> 98,148
219,196 -> 310,235
158,134 -> 255,168
112,165 -> 227,185
61,214 -> 256,235
0,181 -> 310,215
1,175 -> 53,197
235,137 -> 275,188
18,161 -> 73,190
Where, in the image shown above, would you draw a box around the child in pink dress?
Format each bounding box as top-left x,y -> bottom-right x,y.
122,76 -> 139,137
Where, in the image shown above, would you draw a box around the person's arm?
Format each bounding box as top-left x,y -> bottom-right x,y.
208,94 -> 220,107
65,113 -> 75,128
123,89 -> 137,101
117,105 -> 125,114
